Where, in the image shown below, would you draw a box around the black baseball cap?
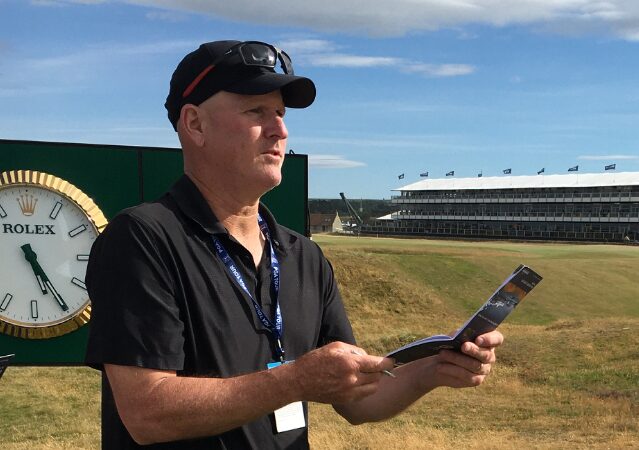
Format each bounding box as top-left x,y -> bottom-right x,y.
165,40 -> 316,131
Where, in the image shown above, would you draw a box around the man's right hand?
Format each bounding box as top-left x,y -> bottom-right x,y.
285,342 -> 394,404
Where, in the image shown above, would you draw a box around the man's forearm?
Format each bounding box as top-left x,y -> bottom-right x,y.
333,357 -> 438,424
106,341 -> 398,444
106,363 -> 299,445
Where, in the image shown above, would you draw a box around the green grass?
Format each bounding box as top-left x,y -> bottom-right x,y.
1,235 -> 638,449
319,235 -> 639,329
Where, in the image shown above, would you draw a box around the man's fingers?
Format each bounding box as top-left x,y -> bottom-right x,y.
475,330 -> 504,348
473,362 -> 491,376
355,371 -> 384,385
345,346 -> 368,357
340,345 -> 396,378
353,354 -> 395,374
433,333 -> 501,389
436,361 -> 487,387
440,350 -> 493,374
461,342 -> 497,364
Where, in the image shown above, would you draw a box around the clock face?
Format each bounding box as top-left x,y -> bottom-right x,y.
0,170 -> 107,339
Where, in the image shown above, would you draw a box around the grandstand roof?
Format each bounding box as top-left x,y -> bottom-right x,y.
395,172 -> 639,192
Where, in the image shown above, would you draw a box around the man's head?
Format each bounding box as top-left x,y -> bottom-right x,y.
165,40 -> 316,131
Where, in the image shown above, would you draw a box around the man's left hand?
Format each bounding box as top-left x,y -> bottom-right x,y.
332,331 -> 504,423
432,330 -> 504,388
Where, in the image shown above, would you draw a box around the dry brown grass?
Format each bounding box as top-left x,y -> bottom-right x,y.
308,235 -> 639,449
1,235 -> 638,449
1,367 -> 101,449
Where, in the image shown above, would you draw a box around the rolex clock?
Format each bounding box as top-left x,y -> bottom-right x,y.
0,170 -> 107,339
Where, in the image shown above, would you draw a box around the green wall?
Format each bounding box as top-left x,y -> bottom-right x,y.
0,139 -> 307,364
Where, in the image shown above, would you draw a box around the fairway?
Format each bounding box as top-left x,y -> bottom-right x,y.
1,235 -> 638,449
309,235 -> 639,449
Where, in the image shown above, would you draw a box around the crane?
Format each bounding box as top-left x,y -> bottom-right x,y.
339,192 -> 363,228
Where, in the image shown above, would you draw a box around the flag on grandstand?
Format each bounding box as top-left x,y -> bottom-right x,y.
537,168 -> 545,175
503,168 -> 511,174
398,173 -> 405,179
568,165 -> 579,172
446,170 -> 454,176
605,164 -> 616,170
420,172 -> 429,177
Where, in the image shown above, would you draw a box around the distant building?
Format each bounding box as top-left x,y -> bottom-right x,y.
310,212 -> 343,234
364,172 -> 639,242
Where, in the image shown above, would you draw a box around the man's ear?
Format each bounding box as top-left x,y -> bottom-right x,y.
179,104 -> 205,147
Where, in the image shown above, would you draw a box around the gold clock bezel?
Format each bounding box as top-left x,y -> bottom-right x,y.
0,169 -> 108,339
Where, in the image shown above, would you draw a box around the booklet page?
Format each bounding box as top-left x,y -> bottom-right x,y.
387,265 -> 542,365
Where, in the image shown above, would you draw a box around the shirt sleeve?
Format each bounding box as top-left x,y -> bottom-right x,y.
84,212 -> 185,371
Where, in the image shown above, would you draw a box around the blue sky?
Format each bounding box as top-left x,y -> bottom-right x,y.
1,0 -> 638,199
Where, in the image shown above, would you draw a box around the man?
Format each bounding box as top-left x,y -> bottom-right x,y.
85,40 -> 502,449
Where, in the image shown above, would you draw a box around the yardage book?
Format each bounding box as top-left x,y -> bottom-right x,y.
387,265 -> 542,365
0,353 -> 14,379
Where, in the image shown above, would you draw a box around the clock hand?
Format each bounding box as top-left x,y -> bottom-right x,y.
20,243 -> 69,312
43,279 -> 69,312
21,243 -> 48,294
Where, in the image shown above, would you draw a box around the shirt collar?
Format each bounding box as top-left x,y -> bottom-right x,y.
168,175 -> 225,235
168,175 -> 293,253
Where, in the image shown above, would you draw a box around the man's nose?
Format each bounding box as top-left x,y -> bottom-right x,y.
266,115 -> 288,140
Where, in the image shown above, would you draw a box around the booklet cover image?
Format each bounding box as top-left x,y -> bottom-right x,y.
387,264 -> 542,365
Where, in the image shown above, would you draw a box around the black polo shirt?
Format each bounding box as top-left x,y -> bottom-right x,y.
85,175 -> 355,449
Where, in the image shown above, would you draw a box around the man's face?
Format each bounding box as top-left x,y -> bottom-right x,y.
194,90 -> 288,197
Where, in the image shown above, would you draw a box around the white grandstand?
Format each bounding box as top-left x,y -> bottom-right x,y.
364,172 -> 639,242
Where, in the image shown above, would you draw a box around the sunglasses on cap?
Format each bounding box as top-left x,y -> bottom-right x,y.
213,41 -> 294,75
182,41 -> 294,99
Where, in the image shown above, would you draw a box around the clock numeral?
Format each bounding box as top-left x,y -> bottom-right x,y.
0,204 -> 7,218
30,300 -> 38,319
49,201 -> 63,220
68,224 -> 87,237
0,293 -> 12,311
71,277 -> 87,290
77,254 -> 90,261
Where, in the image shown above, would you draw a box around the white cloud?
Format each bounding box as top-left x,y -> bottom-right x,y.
308,154 -> 367,169
280,38 -> 473,77
310,54 -> 399,68
280,38 -> 395,69
579,154 -> 639,160
121,0 -> 639,40
402,63 -> 476,77
278,39 -> 336,54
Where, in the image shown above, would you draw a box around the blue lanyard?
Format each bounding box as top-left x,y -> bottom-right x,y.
212,214 -> 284,362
